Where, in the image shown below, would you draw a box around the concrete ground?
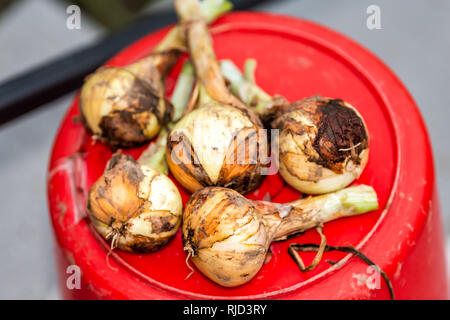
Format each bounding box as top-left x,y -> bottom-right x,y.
0,0 -> 448,299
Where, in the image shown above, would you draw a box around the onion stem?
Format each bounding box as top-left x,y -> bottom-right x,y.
336,184 -> 379,214
171,61 -> 195,122
291,184 -> 379,218
220,59 -> 272,114
200,0 -> 233,23
138,128 -> 169,174
154,27 -> 186,53
155,0 -> 232,53
244,59 -> 257,83
175,0 -> 246,109
273,185 -> 378,240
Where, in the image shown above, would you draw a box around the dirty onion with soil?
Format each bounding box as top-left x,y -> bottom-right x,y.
182,185 -> 378,286
87,153 -> 183,253
221,60 -> 370,194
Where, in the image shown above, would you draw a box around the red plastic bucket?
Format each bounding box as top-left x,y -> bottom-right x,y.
47,12 -> 448,299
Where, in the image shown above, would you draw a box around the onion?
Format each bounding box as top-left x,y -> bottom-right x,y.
79,0 -> 232,148
182,185 -> 378,286
272,96 -> 369,194
87,153 -> 182,252
86,61 -> 195,253
80,48 -> 179,148
167,0 -> 268,194
221,60 -> 370,194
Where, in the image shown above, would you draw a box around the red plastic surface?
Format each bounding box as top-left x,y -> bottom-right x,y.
47,12 -> 448,299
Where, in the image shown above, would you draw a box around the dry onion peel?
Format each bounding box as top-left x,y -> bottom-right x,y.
182,184 -> 378,286
79,0 -> 232,148
221,60 -> 370,194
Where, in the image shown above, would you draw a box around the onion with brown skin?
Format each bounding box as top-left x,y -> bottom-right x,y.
272,96 -> 369,194
80,44 -> 180,149
80,0 -> 232,148
167,0 -> 268,194
221,60 -> 370,194
182,185 -> 378,287
87,153 -> 183,253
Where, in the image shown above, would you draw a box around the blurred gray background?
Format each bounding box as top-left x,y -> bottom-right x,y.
0,0 -> 448,299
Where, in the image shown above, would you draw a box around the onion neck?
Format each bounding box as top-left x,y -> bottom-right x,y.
124,51 -> 180,95
200,0 -> 233,23
261,185 -> 379,241
154,27 -> 186,54
126,29 -> 184,83
156,0 -> 232,53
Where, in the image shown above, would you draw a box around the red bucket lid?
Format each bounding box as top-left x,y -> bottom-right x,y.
47,12 -> 437,299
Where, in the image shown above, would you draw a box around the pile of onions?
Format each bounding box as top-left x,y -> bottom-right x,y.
79,0 -> 232,148
84,0 -> 380,290
167,0 -> 268,194
182,185 -> 378,286
221,60 -> 370,194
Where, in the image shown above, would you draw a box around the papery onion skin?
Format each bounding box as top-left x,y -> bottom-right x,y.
272,96 -> 369,194
87,153 -> 182,252
166,102 -> 267,194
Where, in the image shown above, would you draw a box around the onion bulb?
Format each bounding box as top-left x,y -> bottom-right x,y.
167,0 -> 268,194
183,185 -> 378,286
80,0 -> 233,148
80,48 -> 179,148
272,96 -> 369,194
221,60 -> 370,194
87,152 -> 182,252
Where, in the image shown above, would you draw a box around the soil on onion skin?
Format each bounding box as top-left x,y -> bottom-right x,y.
311,99 -> 368,171
99,78 -> 173,149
